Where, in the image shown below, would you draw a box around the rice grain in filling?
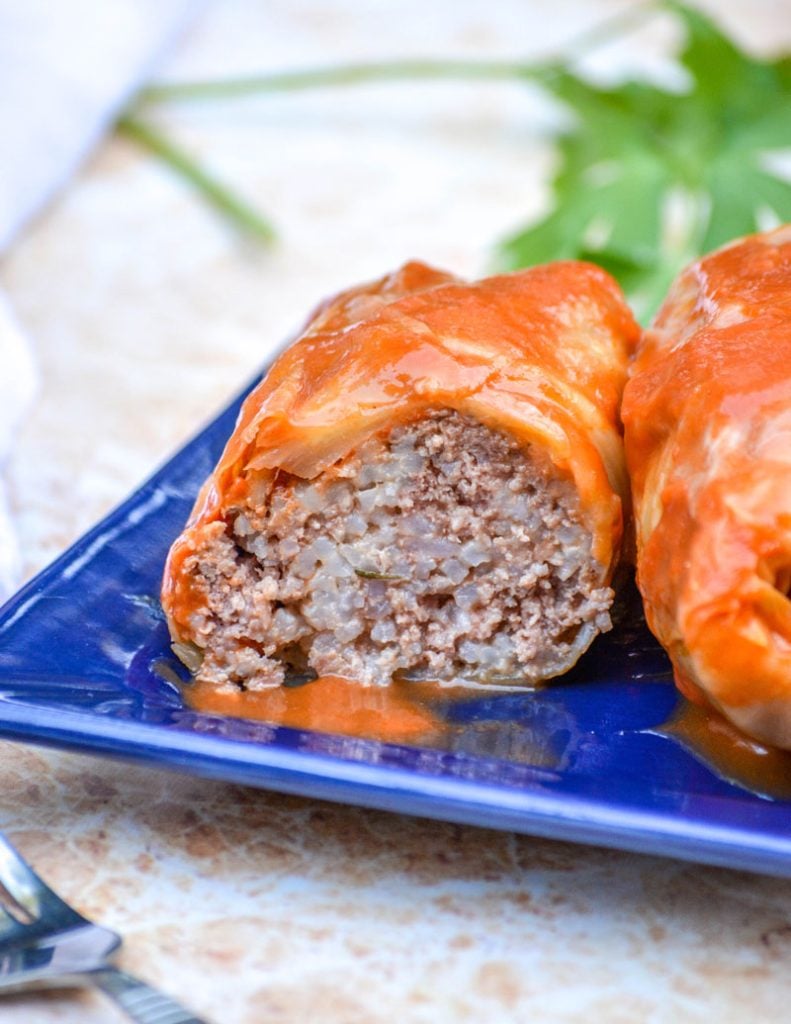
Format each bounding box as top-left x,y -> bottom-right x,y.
183,410 -> 613,691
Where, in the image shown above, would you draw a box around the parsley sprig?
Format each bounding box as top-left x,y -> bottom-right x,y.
497,1 -> 791,316
124,2 -> 791,319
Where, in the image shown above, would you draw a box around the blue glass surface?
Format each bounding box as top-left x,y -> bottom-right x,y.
0,380 -> 790,876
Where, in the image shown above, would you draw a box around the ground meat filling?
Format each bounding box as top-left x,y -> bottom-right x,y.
184,410 -> 613,690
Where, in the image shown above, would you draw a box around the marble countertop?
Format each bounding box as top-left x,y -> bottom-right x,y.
2,1 -> 791,1020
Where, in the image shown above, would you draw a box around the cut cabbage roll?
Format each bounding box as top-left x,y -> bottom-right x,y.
162,261 -> 638,690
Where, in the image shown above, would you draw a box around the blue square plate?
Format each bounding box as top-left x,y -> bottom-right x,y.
1,379 -> 790,876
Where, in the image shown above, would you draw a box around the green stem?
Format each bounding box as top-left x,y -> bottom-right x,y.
137,3 -> 661,105
116,114 -> 276,242
138,59 -> 538,104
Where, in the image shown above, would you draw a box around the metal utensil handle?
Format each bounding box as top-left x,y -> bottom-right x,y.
91,966 -> 209,1024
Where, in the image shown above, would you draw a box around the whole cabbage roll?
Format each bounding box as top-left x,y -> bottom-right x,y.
163,260 -> 638,690
623,227 -> 791,749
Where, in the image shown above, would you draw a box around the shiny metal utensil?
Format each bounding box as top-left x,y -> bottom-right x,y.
0,829 -> 207,1023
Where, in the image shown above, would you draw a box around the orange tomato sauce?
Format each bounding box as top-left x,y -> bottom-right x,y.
184,672 -> 791,798
661,700 -> 791,801
186,674 -> 448,744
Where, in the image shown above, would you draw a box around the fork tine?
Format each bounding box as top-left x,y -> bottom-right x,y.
0,835 -> 205,1021
0,833 -> 120,973
0,881 -> 34,924
0,832 -> 83,925
0,902 -> 35,952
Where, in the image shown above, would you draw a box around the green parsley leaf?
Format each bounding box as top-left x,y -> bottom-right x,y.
497,2 -> 791,321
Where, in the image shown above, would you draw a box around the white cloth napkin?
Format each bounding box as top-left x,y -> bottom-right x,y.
0,298 -> 35,598
0,0 -> 198,601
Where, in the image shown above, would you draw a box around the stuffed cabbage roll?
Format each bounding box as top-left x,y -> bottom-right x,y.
623,227 -> 791,749
163,261 -> 638,691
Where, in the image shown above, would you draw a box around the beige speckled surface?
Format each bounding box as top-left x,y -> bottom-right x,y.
2,2 -> 791,1021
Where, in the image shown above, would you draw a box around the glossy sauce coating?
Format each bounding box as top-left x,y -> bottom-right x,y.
163,260 -> 639,661
622,227 -> 791,749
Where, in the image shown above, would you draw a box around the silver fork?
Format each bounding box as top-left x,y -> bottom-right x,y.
0,830 -> 208,1023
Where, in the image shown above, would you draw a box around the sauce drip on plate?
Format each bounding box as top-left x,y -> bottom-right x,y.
187,674 -> 444,744
661,700 -> 791,801
185,671 -> 791,800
